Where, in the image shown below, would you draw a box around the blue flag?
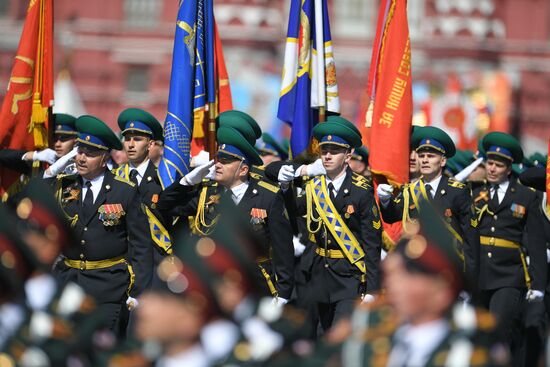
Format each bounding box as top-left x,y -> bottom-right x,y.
277,0 -> 339,157
159,0 -> 214,189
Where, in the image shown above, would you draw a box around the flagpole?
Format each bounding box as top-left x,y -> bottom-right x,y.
207,102 -> 216,157
315,0 -> 325,123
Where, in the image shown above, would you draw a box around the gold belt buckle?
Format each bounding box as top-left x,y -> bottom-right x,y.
489,237 -> 495,245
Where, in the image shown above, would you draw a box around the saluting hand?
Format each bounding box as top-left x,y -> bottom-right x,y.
180,160 -> 215,186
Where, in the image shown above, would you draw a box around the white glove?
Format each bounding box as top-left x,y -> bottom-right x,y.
293,236 -> 306,257
191,150 -> 210,167
526,289 -> 544,303
304,158 -> 326,177
278,165 -> 295,183
271,297 -> 288,308
32,149 -> 57,164
546,249 -> 550,263
361,294 -> 375,304
180,160 -> 215,185
43,147 -> 78,178
126,296 -> 139,310
205,164 -> 216,180
376,184 -> 394,203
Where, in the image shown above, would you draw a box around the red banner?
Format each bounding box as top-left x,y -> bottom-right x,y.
366,0 -> 412,187
0,0 -> 54,197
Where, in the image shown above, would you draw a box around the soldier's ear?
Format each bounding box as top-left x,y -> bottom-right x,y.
440,156 -> 447,168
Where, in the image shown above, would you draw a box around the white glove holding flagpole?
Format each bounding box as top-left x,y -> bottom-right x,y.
43,147 -> 78,178
454,157 -> 484,183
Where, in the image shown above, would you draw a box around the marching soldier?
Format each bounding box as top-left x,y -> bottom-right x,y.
472,132 -> 547,364
277,115 -> 382,333
114,108 -> 172,267
50,115 -> 153,337
342,200 -> 507,367
348,145 -> 370,178
157,110 -> 294,304
377,126 -> 479,281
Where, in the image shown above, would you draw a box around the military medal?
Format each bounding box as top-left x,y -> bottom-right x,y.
98,204 -> 125,226
510,203 -> 525,218
250,208 -> 267,227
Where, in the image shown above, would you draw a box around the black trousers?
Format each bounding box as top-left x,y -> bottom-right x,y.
317,298 -> 355,335
480,287 -> 526,366
98,302 -> 129,339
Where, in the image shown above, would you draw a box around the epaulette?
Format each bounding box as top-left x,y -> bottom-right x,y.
56,172 -> 78,180
351,172 -> 368,182
352,180 -> 371,191
114,175 -> 135,187
253,165 -> 266,171
249,171 -> 263,181
448,179 -> 465,189
257,180 -> 280,194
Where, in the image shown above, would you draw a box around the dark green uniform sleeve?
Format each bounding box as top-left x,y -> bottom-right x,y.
359,187 -> 382,292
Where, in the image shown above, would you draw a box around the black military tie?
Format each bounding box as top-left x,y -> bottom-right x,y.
82,181 -> 94,221
328,182 -> 336,201
424,183 -> 433,199
489,184 -> 500,210
129,169 -> 139,186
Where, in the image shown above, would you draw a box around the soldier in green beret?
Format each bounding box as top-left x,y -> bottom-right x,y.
275,115 -> 382,333
472,132 -> 547,364
377,126 -> 479,284
157,110 -> 295,306
49,115 -> 153,338
114,108 -> 172,272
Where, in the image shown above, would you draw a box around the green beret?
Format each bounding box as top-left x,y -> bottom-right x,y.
76,115 -> 123,151
257,132 -> 288,159
117,108 -> 163,141
53,113 -> 78,136
217,110 -> 262,143
351,146 -> 369,163
313,115 -> 362,149
482,132 -> 523,164
217,126 -> 263,166
411,126 -> 456,158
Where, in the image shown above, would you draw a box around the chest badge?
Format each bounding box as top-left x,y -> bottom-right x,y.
98,204 -> 125,226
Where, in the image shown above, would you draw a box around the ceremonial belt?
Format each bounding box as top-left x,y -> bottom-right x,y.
144,205 -> 173,255
306,176 -> 366,274
315,247 -> 345,259
114,164 -> 130,180
403,180 -> 465,261
480,236 -> 531,289
64,255 -> 127,270
64,255 -> 136,295
194,185 -> 219,236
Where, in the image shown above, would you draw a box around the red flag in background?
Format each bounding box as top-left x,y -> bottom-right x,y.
359,0 -> 413,248
190,23 -> 233,155
0,0 -> 54,198
366,0 -> 412,186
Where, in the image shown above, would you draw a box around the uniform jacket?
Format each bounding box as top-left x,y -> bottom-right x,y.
295,168 -> 382,300
473,179 -> 547,291
158,177 -> 295,299
380,175 -> 479,281
50,170 -> 153,303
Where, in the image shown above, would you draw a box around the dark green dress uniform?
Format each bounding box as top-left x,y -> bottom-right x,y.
472,132 -> 546,363
293,116 -> 382,331
50,116 -> 153,337
158,122 -> 295,300
379,126 -> 479,280
114,109 -> 172,266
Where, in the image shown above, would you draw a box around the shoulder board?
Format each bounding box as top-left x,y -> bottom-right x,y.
249,171 -> 263,181
56,173 -> 78,180
448,179 -> 465,189
114,175 -> 135,187
253,165 -> 265,171
352,172 -> 367,181
352,181 -> 371,190
257,180 -> 280,193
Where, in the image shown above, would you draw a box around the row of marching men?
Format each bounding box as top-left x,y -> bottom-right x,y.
0,107 -> 548,366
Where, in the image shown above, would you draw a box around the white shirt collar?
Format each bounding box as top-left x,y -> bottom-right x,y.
423,174 -> 443,197
229,180 -> 249,205
326,171 -> 347,194
129,159 -> 150,185
82,172 -> 105,202
156,344 -> 209,367
388,318 -> 449,367
492,179 -> 509,193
